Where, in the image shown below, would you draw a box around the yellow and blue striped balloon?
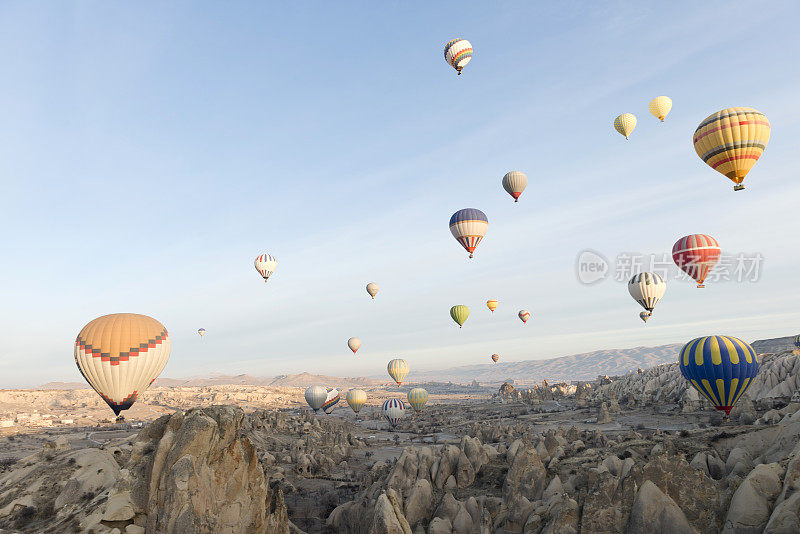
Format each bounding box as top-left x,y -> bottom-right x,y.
793,335 -> 800,349
346,389 -> 367,414
387,358 -> 410,386
679,335 -> 759,415
407,388 -> 428,413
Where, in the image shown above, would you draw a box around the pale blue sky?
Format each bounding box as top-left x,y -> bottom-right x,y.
1,2 -> 799,387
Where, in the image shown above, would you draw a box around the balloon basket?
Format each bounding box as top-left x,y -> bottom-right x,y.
115,415 -> 126,423
734,184 -> 745,191
696,284 -> 705,288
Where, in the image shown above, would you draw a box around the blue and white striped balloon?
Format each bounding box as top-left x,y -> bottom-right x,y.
254,253 -> 277,283
449,208 -> 488,259
382,398 -> 406,427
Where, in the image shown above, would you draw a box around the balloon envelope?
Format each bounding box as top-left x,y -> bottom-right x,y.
502,171 -> 527,202
74,313 -> 170,417
444,38 -> 472,74
254,253 -> 277,283
382,398 -> 406,427
322,388 -> 340,414
628,272 -> 666,313
387,359 -> 410,386
449,208 -> 488,259
491,354 -> 500,363
348,337 -> 362,354
197,328 -> 206,337
450,305 -> 470,328
305,386 -> 327,412
649,96 -> 672,121
672,234 -> 721,288
795,336 -> 800,349
366,282 -> 379,299
486,299 -> 498,313
679,336 -> 759,415
693,107 -> 770,191
407,388 -> 429,413
639,311 -> 650,324
518,310 -> 531,323
346,389 -> 367,414
614,114 -> 637,139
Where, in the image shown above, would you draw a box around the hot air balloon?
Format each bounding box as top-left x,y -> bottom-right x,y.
366,282 -> 379,299
672,234 -> 721,288
491,354 -> 500,363
387,358 -> 409,386
74,313 -> 170,420
693,107 -> 771,191
639,311 -> 650,324
254,253 -> 277,283
614,114 -> 637,139
346,389 -> 367,414
649,96 -> 672,122
486,299 -> 498,313
382,398 -> 406,427
322,388 -> 340,414
444,38 -> 472,75
679,335 -> 759,419
794,335 -> 800,349
348,337 -> 362,355
518,310 -> 531,324
450,305 -> 469,328
449,208 -> 488,259
502,171 -> 527,202
628,272 -> 666,316
305,385 -> 327,412
197,328 -> 206,338
407,388 -> 428,413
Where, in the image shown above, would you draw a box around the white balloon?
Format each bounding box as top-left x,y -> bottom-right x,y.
348,337 -> 362,354
305,385 -> 327,412
628,272 -> 666,313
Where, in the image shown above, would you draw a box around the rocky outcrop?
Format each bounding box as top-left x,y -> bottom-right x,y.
112,405 -> 289,533
594,350 -> 800,409
626,480 -> 695,533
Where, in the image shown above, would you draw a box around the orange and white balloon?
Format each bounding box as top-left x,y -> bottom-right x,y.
74,313 -> 170,418
366,282 -> 379,299
502,171 -> 527,202
518,310 -> 531,324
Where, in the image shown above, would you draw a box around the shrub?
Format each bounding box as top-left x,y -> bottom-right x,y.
0,457 -> 18,468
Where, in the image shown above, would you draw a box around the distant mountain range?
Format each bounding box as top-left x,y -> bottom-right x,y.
751,335 -> 797,354
39,373 -> 386,390
39,336 -> 794,390
409,344 -> 684,385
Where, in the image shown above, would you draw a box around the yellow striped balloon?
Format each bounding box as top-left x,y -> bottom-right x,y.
387,358 -> 409,386
346,389 -> 367,414
450,305 -> 469,328
407,388 -> 428,413
486,299 -> 498,313
613,113 -> 637,140
679,335 -> 759,416
693,107 -> 770,191
648,96 -> 672,122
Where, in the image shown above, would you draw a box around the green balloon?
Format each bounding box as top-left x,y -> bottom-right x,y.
450,305 -> 470,328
